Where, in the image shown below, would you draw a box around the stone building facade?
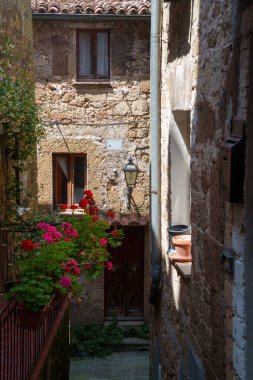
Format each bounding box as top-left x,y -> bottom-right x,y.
0,1 -> 34,219
150,1 -> 253,379
32,0 -> 151,323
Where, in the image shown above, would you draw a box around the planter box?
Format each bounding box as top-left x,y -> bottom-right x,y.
18,299 -> 53,330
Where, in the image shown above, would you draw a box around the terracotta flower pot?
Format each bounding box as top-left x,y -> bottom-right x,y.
18,305 -> 49,330
18,296 -> 54,330
170,235 -> 192,262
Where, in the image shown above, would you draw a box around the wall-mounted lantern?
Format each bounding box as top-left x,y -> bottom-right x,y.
123,157 -> 139,210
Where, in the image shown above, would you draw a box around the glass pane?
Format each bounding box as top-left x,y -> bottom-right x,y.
96,32 -> 109,77
74,157 -> 85,203
55,157 -> 68,204
79,32 -> 92,77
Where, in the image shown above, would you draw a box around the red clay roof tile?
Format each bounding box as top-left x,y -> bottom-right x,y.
31,0 -> 151,15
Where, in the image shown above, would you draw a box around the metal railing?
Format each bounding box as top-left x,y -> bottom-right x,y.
0,294 -> 66,380
0,227 -> 68,380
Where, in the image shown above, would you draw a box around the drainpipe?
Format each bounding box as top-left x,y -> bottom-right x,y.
149,0 -> 161,305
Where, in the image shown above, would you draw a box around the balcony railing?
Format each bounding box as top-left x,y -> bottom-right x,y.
0,294 -> 67,380
0,226 -> 69,380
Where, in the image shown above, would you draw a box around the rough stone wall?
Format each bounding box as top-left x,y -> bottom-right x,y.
151,1 -> 253,379
33,18 -> 150,324
0,1 -> 34,219
33,19 -> 150,215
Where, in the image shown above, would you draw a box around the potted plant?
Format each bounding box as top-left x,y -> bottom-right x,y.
6,222 -> 82,329
170,235 -> 192,262
5,190 -> 124,328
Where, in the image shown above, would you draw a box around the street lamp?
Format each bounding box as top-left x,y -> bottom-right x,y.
123,157 -> 139,210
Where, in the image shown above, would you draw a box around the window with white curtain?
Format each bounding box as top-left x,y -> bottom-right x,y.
77,30 -> 110,81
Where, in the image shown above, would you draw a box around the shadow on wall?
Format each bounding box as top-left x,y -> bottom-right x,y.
150,0 -> 252,379
167,0 -> 192,63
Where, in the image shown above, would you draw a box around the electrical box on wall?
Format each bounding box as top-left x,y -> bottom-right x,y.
220,137 -> 245,203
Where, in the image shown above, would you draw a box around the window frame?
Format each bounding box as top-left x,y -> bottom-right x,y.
76,29 -> 110,82
52,153 -> 87,209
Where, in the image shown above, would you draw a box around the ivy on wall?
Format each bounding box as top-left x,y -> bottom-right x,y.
0,34 -> 44,218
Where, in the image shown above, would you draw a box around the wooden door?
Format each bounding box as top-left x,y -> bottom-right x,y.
105,226 -> 145,319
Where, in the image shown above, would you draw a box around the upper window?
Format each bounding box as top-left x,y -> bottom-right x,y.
53,154 -> 87,208
76,30 -> 110,81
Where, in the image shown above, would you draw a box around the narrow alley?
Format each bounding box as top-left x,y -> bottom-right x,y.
1,0 -> 253,379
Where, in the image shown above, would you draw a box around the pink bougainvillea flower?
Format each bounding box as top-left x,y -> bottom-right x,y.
107,210 -> 115,218
61,222 -> 72,230
43,228 -> 62,243
60,204 -> 68,210
79,198 -> 89,209
67,260 -> 79,266
42,232 -> 55,243
107,262 -> 113,271
70,266 -> 81,275
20,240 -> 35,251
64,228 -> 78,239
38,222 -> 50,230
84,189 -> 93,199
99,238 -> 107,245
111,230 -> 119,236
59,276 -> 72,288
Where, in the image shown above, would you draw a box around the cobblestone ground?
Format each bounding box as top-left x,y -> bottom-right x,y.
70,351 -> 149,380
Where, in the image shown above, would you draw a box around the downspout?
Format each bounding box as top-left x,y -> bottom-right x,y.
149,0 -> 161,305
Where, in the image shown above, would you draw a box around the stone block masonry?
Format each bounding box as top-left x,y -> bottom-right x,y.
34,19 -> 150,215
151,1 -> 253,379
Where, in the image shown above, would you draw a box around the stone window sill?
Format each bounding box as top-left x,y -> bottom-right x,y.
169,256 -> 192,279
73,81 -> 112,87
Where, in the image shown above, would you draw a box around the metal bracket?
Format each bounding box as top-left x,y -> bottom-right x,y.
220,248 -> 235,275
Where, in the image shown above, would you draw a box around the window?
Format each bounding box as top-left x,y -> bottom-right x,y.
76,30 -> 110,81
53,154 -> 87,208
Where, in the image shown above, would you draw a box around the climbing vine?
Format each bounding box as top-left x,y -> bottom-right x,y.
0,34 -> 44,218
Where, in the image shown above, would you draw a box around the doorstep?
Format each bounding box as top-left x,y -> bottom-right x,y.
109,337 -> 150,352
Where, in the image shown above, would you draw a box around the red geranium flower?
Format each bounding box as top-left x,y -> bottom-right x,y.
84,189 -> 93,199
92,215 -> 100,222
20,240 -> 35,251
79,198 -> 89,209
111,230 -> 119,236
60,204 -> 68,210
70,204 -> 78,210
88,198 -> 95,206
107,210 -> 115,218
85,263 -> 92,271
88,206 -> 98,215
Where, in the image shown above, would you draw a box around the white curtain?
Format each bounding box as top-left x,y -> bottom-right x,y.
96,32 -> 109,77
79,32 -> 91,77
56,157 -> 68,178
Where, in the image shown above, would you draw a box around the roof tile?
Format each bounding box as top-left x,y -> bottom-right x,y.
31,0 -> 151,15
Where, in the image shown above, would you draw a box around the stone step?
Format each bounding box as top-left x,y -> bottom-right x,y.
109,337 -> 150,352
